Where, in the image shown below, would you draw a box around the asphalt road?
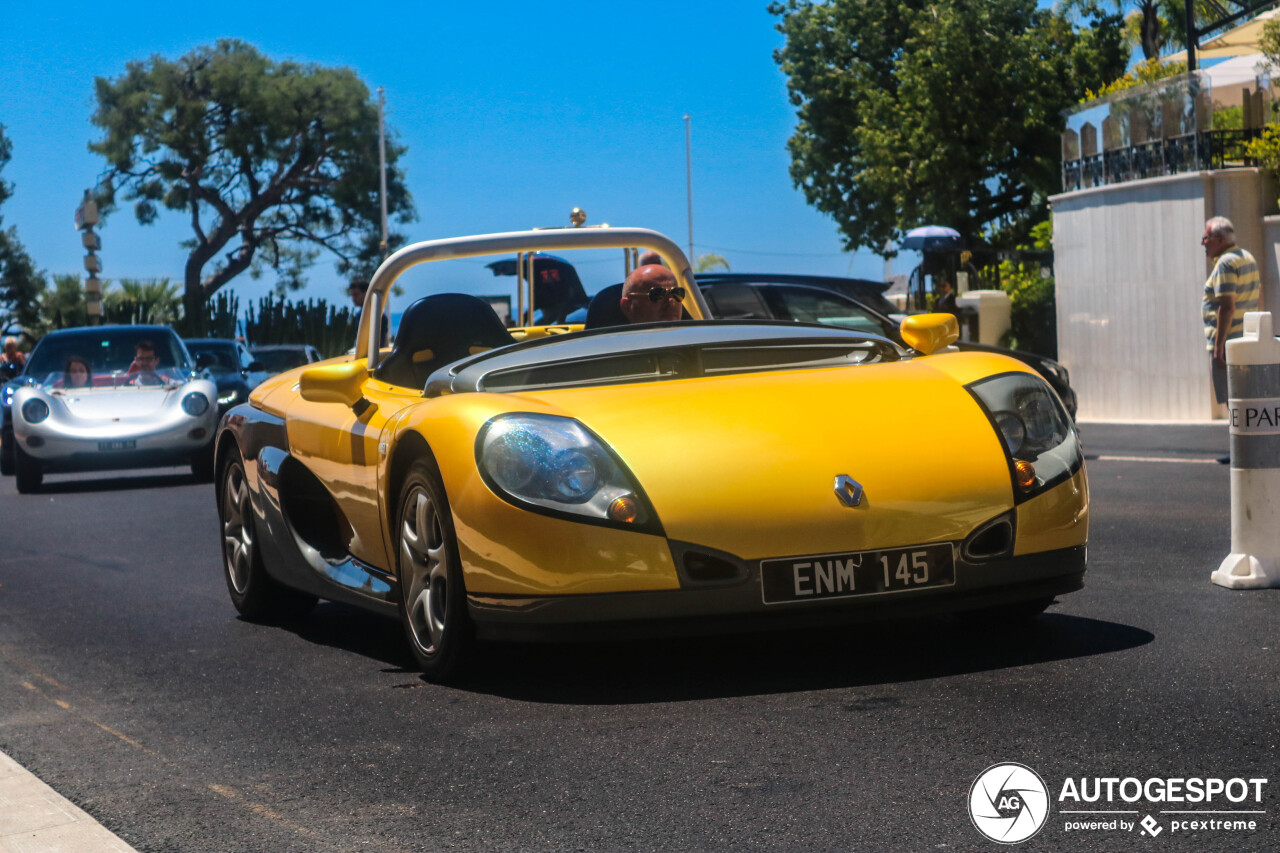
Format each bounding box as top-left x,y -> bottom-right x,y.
0,422 -> 1275,852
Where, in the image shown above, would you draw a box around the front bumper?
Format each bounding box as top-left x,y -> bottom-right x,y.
17,415 -> 216,472
468,545 -> 1086,641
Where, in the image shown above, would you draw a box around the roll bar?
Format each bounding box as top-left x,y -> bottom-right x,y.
358,227 -> 708,368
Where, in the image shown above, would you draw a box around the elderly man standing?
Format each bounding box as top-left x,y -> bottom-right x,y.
619,264 -> 687,324
1201,216 -> 1261,462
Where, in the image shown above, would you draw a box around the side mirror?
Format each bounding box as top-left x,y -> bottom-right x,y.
299,361 -> 367,406
247,360 -> 265,372
900,313 -> 959,355
195,353 -> 217,369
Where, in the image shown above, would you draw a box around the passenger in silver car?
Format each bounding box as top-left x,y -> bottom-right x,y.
64,356 -> 92,389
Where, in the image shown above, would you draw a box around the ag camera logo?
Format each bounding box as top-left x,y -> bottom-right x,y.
969,763 -> 1051,844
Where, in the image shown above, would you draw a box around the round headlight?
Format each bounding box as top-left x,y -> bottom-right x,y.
550,448 -> 599,502
486,426 -> 551,493
21,398 -> 50,424
477,413 -> 651,528
1018,391 -> 1061,448
181,392 -> 210,416
992,410 -> 1025,456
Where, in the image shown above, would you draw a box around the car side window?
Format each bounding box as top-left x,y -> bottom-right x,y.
762,288 -> 892,337
702,283 -> 773,320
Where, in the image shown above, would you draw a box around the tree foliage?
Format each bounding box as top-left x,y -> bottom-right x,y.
770,0 -> 1127,252
0,124 -> 47,341
90,40 -> 415,320
694,253 -> 730,272
1080,57 -> 1187,102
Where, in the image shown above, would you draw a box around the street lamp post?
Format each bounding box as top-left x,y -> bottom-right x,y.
377,87 -> 390,260
75,190 -> 102,325
684,114 -> 694,264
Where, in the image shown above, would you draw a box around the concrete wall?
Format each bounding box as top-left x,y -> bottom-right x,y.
1051,169 -> 1274,420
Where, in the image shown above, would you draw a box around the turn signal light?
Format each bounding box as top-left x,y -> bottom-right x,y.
1014,460 -> 1036,490
608,495 -> 639,524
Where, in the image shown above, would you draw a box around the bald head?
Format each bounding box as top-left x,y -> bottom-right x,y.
620,265 -> 684,324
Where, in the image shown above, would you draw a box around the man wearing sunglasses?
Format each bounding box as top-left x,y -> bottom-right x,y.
619,265 -> 687,324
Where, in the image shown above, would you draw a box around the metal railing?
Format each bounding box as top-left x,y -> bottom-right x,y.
1061,128 -> 1262,192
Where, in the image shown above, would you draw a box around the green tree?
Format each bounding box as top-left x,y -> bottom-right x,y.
0,124 -> 47,342
694,253 -> 730,272
33,274 -> 89,336
103,278 -> 182,325
770,0 -> 1127,252
90,40 -> 415,322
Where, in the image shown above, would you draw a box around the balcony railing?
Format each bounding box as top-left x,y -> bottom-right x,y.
1060,128 -> 1262,192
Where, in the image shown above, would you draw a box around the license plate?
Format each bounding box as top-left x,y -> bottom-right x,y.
760,542 -> 955,605
97,440 -> 137,451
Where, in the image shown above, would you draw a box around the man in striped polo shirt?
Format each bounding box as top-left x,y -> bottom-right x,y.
1202,216 -> 1261,410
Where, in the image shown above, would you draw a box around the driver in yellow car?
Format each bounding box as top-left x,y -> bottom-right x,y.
619,265 -> 686,324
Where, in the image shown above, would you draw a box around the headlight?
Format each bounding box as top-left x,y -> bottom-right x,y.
477,413 -> 659,531
182,392 -> 210,416
2,386 -> 14,408
21,398 -> 50,424
968,372 -> 1081,502
217,390 -> 240,406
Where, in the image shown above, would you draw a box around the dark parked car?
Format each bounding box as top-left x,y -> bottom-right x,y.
249,344 -> 323,375
698,276 -> 1077,417
184,338 -> 270,412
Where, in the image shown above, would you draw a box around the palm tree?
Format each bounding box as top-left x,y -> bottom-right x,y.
104,278 -> 181,325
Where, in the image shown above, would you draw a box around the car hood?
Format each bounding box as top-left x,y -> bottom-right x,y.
523,359 -> 1015,559
58,387 -> 176,420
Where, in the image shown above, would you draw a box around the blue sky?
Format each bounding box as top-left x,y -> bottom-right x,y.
0,0 -> 912,311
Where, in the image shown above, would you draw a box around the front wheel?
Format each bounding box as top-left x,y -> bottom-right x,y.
219,447 -> 316,621
191,442 -> 215,482
14,445 -> 41,494
396,456 -> 473,682
0,431 -> 14,476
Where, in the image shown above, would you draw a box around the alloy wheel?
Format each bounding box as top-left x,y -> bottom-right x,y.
400,486 -> 449,654
222,463 -> 254,595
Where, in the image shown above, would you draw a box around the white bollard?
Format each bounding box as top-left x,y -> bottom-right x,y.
1212,311 -> 1280,589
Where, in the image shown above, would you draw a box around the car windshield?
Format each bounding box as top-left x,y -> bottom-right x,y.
251,348 -> 310,372
187,342 -> 239,374
36,366 -> 190,390
25,329 -> 190,377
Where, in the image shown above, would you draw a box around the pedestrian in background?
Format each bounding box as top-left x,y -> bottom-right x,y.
1,336 -> 25,369
1201,215 -> 1261,463
348,278 -> 390,349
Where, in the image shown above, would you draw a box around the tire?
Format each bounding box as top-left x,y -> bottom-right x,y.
14,445 -> 41,494
219,447 -> 317,622
0,431 -> 14,476
395,455 -> 473,681
191,442 -> 215,483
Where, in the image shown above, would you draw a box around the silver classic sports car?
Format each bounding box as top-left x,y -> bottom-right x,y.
8,325 -> 218,493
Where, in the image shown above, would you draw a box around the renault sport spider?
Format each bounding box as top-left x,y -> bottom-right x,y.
213,228 -> 1089,681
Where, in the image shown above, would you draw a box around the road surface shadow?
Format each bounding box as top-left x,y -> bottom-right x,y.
279,602 -> 1153,704
457,612 -> 1152,704
29,471 -> 200,494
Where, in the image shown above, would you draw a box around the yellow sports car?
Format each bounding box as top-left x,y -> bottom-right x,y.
214,228 -> 1087,681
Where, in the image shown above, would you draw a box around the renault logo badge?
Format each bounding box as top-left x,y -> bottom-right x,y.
834,475 -> 863,507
